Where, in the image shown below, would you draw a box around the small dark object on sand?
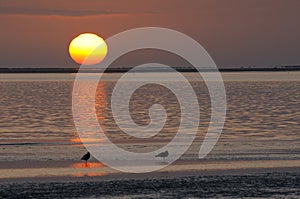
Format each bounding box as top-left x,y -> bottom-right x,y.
81,152 -> 90,165
155,150 -> 169,162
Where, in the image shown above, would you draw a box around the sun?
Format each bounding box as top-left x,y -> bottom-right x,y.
69,33 -> 108,65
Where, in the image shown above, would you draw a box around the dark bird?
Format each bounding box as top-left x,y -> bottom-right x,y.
81,152 -> 90,165
155,150 -> 169,162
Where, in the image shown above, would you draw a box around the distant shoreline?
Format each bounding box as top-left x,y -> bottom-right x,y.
1,66 -> 300,73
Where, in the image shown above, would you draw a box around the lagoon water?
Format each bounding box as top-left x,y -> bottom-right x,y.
0,72 -> 300,163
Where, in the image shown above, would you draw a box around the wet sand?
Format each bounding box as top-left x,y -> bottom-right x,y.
0,160 -> 299,198
1,159 -> 299,181
0,170 -> 299,198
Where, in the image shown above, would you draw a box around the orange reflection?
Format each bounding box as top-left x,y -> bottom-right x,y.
70,162 -> 106,177
95,81 -> 108,129
71,81 -> 108,145
70,138 -> 105,143
71,162 -> 104,168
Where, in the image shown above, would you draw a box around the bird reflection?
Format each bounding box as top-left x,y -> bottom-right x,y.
71,162 -> 104,168
70,162 -> 106,177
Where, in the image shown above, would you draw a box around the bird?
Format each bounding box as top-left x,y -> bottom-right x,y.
81,152 -> 90,166
155,150 -> 169,162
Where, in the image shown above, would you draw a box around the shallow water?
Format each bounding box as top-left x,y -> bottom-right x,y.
0,72 -> 299,162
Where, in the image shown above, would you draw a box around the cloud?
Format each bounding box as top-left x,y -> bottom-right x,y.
0,0 -> 160,17
0,6 -> 126,17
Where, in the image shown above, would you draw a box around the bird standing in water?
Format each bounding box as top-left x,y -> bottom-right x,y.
155,150 -> 169,162
81,152 -> 90,166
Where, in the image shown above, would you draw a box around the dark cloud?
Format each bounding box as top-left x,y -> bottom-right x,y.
0,0 -> 159,17
0,6 -> 122,17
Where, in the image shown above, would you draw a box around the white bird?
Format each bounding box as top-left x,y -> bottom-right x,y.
155,150 -> 169,162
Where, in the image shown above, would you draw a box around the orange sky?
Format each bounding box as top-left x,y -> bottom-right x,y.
1,0 -> 300,68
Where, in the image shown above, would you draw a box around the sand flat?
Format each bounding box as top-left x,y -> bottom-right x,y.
1,159 -> 299,182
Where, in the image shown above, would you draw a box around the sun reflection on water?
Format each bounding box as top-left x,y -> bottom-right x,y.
71,162 -> 104,168
70,162 -> 106,177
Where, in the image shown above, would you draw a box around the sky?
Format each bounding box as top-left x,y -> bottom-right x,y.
1,0 -> 300,68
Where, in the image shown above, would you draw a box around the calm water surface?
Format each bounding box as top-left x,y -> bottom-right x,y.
0,72 -> 299,161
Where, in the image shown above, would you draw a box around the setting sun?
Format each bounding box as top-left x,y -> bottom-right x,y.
69,33 -> 108,65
